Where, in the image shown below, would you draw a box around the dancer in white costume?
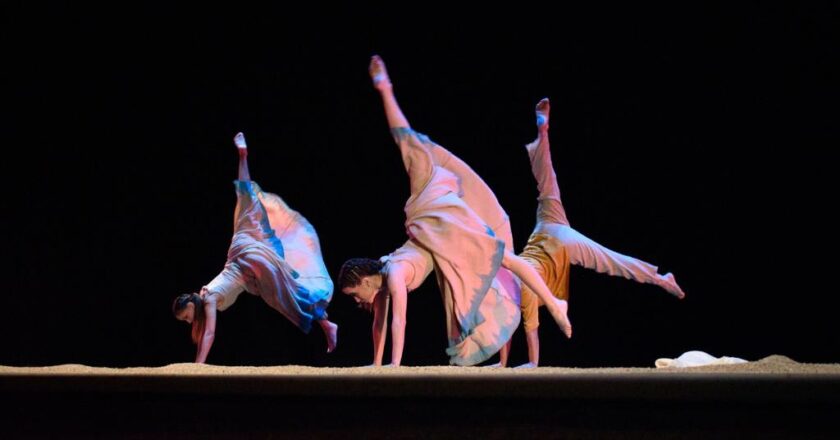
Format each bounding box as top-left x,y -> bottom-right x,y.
338,56 -> 571,367
173,133 -> 337,363
500,98 -> 685,368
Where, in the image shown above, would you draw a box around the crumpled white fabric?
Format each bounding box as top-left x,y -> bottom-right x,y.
655,350 -> 748,368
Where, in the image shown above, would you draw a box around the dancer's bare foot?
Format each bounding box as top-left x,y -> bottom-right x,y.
319,319 -> 338,353
369,55 -> 392,92
514,362 -> 538,369
233,132 -> 247,151
536,97 -> 550,133
659,272 -> 686,299
546,297 -> 572,338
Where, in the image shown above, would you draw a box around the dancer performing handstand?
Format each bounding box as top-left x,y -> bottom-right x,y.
173,133 -> 337,363
338,56 -> 571,367
501,98 -> 686,368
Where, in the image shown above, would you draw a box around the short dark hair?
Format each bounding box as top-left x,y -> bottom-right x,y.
337,258 -> 385,289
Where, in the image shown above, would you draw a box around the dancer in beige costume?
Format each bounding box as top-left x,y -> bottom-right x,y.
499,98 -> 685,368
172,133 -> 337,363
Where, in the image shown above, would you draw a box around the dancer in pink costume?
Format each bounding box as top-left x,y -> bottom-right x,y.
338,56 -> 571,367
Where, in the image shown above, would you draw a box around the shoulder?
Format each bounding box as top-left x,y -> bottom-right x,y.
383,258 -> 412,286
202,291 -> 219,304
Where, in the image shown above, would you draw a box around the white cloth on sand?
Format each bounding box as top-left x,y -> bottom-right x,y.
655,350 -> 748,368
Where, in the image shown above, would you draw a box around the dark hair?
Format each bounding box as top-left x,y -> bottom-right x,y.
172,293 -> 206,344
337,258 -> 385,289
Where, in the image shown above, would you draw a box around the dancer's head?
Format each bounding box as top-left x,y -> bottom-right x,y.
338,258 -> 385,308
172,292 -> 206,343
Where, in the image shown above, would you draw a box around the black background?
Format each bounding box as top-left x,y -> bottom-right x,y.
3,3 -> 838,368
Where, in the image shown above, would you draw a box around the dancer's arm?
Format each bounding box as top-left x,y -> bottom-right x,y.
371,288 -> 390,366
195,294 -> 219,363
385,265 -> 410,367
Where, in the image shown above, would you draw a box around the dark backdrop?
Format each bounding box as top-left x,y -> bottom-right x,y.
3,3 -> 838,367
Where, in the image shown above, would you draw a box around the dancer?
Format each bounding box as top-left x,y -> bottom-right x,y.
338,56 -> 571,367
503,98 -> 685,368
173,133 -> 337,363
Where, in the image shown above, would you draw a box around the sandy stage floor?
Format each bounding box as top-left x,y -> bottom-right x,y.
3,354 -> 839,438
2,355 -> 839,376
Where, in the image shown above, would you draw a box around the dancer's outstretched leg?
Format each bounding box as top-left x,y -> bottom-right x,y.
527,98 -> 569,226
236,132 -> 339,353
234,132 -> 250,182
502,251 -> 571,338
318,318 -> 338,353
370,55 -> 408,128
527,100 -> 685,299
